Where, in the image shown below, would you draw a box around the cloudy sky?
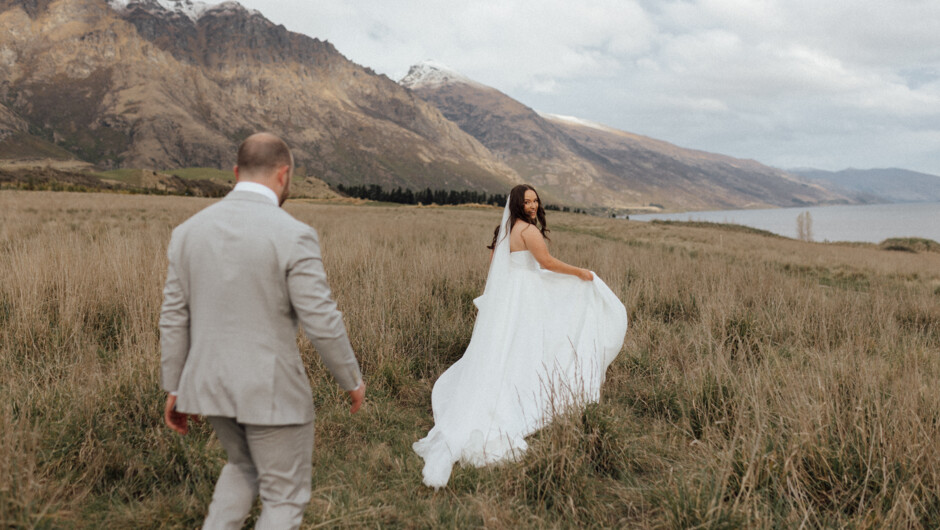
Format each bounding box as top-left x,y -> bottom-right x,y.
237,0 -> 940,176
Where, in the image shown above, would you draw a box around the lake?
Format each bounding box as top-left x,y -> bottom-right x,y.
631,202 -> 940,243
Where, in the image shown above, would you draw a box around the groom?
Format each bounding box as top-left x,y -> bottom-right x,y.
160,132 -> 365,528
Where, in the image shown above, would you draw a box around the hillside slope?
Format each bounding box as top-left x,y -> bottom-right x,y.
792,168 -> 940,203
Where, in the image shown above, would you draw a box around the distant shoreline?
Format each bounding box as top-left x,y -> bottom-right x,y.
632,201 -> 940,243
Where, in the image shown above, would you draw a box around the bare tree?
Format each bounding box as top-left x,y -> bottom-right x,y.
796,211 -> 814,242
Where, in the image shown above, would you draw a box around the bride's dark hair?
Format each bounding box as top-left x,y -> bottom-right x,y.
487,184 -> 549,250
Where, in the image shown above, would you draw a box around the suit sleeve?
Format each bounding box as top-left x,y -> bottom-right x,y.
159,237 -> 190,393
287,228 -> 363,391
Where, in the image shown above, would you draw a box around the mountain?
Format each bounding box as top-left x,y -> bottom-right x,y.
0,1 -> 866,209
401,61 -> 852,210
0,0 -> 519,193
790,168 -> 940,203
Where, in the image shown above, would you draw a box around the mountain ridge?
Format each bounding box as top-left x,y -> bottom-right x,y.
791,167 -> 940,204
402,60 -> 852,210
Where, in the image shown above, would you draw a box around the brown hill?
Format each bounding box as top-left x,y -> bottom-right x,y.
401,61 -> 852,210
0,0 -> 519,193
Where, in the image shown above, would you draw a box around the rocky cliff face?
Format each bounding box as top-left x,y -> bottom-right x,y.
0,101 -> 26,136
0,0 -> 519,192
402,61 -> 852,210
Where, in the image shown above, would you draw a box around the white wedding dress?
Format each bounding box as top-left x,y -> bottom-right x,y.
412,200 -> 629,488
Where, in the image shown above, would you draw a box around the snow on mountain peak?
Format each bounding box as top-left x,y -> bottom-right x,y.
400,60 -> 478,89
107,0 -> 260,23
538,112 -> 617,133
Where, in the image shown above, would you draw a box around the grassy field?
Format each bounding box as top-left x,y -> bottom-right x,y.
91,168 -> 145,183
1,190 -> 939,528
92,167 -> 235,185
165,167 -> 236,182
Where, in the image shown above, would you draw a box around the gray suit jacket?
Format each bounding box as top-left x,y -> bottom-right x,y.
159,191 -> 362,425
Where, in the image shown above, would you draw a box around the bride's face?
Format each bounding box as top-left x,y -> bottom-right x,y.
523,190 -> 539,221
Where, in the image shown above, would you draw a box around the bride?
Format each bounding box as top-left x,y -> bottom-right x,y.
413,184 -> 629,489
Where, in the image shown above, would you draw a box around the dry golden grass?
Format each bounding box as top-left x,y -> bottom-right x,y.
1,190 -> 939,528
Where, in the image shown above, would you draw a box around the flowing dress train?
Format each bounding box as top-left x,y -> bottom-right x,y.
413,217 -> 629,488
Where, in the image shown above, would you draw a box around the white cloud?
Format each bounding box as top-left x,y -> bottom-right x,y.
662,95 -> 729,113
238,0 -> 940,176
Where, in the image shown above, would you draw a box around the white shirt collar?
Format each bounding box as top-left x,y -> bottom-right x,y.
233,181 -> 279,207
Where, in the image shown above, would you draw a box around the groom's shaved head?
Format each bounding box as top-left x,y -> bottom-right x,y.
237,133 -> 292,178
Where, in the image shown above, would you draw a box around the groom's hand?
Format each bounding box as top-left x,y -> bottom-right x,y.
348,382 -> 366,414
164,393 -> 198,435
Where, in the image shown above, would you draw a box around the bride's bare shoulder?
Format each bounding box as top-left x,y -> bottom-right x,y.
511,219 -> 532,233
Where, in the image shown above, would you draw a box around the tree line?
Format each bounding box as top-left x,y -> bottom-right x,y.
335,183 -> 505,206
335,183 -> 587,213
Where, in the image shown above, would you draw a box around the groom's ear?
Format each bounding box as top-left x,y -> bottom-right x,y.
275,164 -> 290,186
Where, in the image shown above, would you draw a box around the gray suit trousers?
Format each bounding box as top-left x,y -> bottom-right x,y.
203,417 -> 315,530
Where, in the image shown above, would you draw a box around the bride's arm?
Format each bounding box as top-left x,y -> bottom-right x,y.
521,226 -> 593,281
